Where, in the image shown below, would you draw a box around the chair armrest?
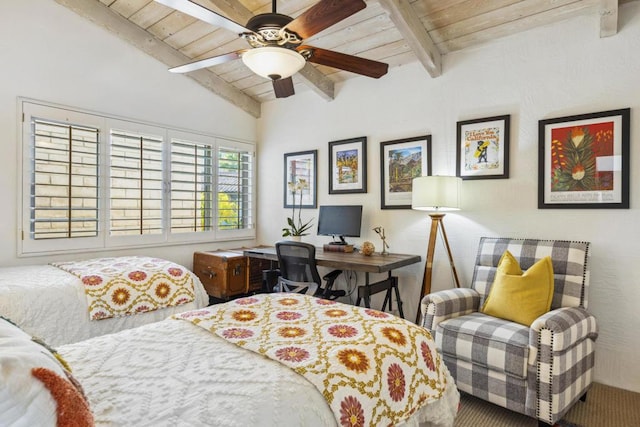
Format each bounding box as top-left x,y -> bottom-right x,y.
276,278 -> 318,296
420,288 -> 480,334
529,307 -> 598,353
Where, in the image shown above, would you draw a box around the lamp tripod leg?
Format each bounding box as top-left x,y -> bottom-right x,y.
438,220 -> 461,289
416,215 -> 440,324
415,214 -> 460,324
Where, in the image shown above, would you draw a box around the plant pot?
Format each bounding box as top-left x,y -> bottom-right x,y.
290,235 -> 302,242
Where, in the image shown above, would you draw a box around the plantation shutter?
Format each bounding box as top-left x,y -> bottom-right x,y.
170,138 -> 214,233
109,129 -> 163,236
217,142 -> 254,232
30,119 -> 99,240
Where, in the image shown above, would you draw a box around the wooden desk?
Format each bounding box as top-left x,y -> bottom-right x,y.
243,246 -> 421,318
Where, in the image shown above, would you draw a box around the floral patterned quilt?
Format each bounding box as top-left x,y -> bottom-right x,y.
176,293 -> 451,427
51,256 -> 196,321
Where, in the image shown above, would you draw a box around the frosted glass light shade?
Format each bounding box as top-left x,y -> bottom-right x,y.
242,47 -> 306,80
411,176 -> 461,211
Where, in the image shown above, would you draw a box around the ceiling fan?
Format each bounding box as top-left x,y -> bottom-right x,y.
155,0 -> 389,98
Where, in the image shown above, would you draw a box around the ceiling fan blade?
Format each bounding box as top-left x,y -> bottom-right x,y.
298,46 -> 388,78
284,0 -> 366,40
169,51 -> 245,73
154,0 -> 250,35
273,77 -> 295,98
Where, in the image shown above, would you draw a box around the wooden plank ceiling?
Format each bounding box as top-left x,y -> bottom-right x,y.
57,0 -> 626,117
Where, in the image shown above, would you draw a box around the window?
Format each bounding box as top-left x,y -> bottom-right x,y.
20,100 -> 255,256
30,119 -> 99,240
109,129 -> 164,236
217,143 -> 253,232
170,138 -> 214,234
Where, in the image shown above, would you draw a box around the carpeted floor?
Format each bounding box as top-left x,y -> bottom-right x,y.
454,382 -> 640,427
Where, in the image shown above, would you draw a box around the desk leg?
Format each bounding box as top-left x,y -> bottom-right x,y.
392,277 -> 404,318
354,274 -> 405,319
355,272 -> 372,308
381,272 -> 393,311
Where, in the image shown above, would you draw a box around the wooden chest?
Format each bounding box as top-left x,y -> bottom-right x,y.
193,251 -> 248,299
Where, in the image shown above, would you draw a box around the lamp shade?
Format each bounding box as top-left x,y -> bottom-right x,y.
411,176 -> 461,211
241,47 -> 306,80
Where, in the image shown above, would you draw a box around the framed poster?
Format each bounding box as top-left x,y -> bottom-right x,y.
538,108 -> 630,209
329,136 -> 367,194
284,150 -> 317,209
380,135 -> 432,209
456,115 -> 510,180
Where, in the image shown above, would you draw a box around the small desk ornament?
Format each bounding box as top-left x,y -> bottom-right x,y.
373,226 -> 389,256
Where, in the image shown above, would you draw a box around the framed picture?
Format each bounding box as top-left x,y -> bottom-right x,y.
329,137 -> 367,194
380,135 -> 432,209
284,150 -> 317,209
538,108 -> 630,209
456,115 -> 510,180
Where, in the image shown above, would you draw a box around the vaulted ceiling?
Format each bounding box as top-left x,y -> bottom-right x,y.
57,0 -> 626,117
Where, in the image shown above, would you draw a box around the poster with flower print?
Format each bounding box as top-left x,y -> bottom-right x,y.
456,115 -> 510,180
538,108 -> 630,209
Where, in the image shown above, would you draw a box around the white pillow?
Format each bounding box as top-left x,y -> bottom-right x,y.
0,317 -> 71,426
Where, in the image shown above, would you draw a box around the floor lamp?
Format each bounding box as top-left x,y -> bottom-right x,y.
412,176 -> 462,324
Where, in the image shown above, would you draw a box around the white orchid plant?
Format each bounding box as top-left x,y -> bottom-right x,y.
282,178 -> 314,237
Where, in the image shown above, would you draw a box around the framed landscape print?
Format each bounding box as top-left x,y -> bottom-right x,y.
329,137 -> 367,194
538,108 -> 630,209
380,135 -> 432,209
284,150 -> 317,209
456,115 -> 510,180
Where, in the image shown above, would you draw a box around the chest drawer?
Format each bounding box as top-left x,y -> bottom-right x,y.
193,251 -> 247,299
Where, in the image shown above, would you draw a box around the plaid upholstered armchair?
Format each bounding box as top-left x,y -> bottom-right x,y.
421,237 -> 597,427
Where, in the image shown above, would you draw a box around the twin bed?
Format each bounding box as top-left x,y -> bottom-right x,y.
0,256 -> 459,427
0,256 -> 210,346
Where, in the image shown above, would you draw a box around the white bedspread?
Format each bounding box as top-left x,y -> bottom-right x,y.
0,264 -> 209,347
59,318 -> 459,427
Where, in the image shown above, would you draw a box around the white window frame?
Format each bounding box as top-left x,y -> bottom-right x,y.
18,98 -> 256,257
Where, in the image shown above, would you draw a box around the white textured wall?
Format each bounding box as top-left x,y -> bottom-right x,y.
0,1 -> 257,268
257,3 -> 640,392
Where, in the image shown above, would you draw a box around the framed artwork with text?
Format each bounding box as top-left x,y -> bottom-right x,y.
456,115 -> 510,180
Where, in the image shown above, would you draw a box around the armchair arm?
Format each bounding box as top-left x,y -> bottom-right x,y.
529,307 -> 598,353
528,307 -> 598,424
420,288 -> 480,334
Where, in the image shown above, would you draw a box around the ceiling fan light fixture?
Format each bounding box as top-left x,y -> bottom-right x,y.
242,47 -> 306,80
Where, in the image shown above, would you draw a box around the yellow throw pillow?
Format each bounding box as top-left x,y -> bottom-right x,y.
481,251 -> 554,326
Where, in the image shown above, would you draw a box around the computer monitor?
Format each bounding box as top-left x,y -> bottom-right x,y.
317,205 -> 363,245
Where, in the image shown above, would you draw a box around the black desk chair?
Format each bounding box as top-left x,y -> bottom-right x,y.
275,241 -> 345,300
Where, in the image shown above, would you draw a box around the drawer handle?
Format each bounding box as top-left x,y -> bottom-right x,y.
201,270 -> 216,279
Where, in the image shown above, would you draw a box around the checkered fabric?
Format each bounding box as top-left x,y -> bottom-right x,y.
421,288 -> 480,333
471,237 -> 590,309
436,312 -> 530,378
421,237 -> 596,426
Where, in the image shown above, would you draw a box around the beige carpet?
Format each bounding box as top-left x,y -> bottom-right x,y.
454,382 -> 640,427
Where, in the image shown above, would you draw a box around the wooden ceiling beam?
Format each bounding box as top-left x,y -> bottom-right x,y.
297,63 -> 335,101
55,0 -> 261,118
599,0 -> 618,37
378,0 -> 441,78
